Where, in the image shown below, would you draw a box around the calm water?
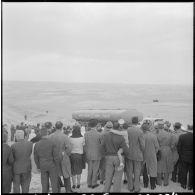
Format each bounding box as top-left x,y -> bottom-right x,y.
3,81 -> 193,127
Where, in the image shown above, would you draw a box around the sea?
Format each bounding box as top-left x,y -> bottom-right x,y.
2,81 -> 193,128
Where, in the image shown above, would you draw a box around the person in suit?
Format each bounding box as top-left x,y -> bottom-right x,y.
141,123 -> 159,190
34,127 -> 59,193
156,121 -> 174,186
171,122 -> 186,183
3,129 -> 14,193
49,121 -> 72,193
177,125 -> 193,190
125,117 -> 145,192
11,130 -> 33,193
101,121 -> 129,192
84,119 -> 102,189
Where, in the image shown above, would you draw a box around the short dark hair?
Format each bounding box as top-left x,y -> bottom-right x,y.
123,123 -> 129,130
88,119 -> 98,128
174,122 -> 181,130
55,121 -> 63,130
113,122 -> 120,130
45,122 -> 52,129
132,117 -> 138,124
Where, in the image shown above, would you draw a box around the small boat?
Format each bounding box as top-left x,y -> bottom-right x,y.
153,99 -> 159,102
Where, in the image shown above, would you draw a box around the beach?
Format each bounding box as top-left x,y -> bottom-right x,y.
4,81 -> 193,193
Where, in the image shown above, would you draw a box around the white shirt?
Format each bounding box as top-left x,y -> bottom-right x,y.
69,137 -> 85,154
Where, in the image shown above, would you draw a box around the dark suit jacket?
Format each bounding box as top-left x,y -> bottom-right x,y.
11,140 -> 33,174
84,128 -> 102,160
3,143 -> 14,173
177,132 -> 193,163
34,137 -> 59,171
126,126 -> 145,161
101,131 -> 129,157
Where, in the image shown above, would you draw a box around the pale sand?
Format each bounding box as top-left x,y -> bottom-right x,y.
27,165 -> 192,193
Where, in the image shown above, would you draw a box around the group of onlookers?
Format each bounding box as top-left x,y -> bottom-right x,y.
2,118 -> 193,193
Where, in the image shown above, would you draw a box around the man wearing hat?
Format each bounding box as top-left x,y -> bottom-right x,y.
141,123 -> 159,190
156,121 -> 173,186
34,127 -> 59,193
49,121 -> 72,193
125,117 -> 145,192
98,121 -> 114,185
171,122 -> 186,183
11,130 -> 33,193
101,121 -> 129,192
177,125 -> 193,190
84,119 -> 102,189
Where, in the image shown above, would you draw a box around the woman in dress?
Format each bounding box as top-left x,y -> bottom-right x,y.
69,125 -> 85,189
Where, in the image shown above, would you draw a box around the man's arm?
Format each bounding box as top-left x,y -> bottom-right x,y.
138,132 -> 145,152
120,136 -> 129,157
64,136 -> 72,156
34,144 -> 40,169
177,135 -> 182,156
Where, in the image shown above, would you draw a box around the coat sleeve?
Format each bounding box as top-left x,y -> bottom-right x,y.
52,143 -> 60,164
8,147 -> 14,165
34,144 -> 40,169
64,137 -> 72,156
177,136 -> 182,156
139,133 -> 145,152
120,136 -> 129,157
154,136 -> 160,153
100,134 -> 106,155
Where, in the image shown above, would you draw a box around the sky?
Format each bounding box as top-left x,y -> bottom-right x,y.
2,3 -> 193,85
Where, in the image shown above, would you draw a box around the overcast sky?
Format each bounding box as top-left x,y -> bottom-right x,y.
3,3 -> 193,84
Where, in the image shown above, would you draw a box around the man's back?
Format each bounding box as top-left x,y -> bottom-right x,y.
101,131 -> 129,157
49,130 -> 71,156
84,128 -> 102,160
34,138 -> 59,171
11,140 -> 33,174
177,132 -> 193,163
127,126 -> 145,161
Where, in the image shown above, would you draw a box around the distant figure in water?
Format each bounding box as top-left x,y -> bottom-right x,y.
24,114 -> 27,121
46,110 -> 48,114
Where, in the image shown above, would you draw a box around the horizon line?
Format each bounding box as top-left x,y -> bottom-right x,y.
2,80 -> 193,86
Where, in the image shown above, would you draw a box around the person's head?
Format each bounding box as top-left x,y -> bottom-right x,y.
141,123 -> 150,132
15,130 -> 24,142
55,121 -> 63,130
37,123 -> 40,128
88,119 -> 98,128
187,124 -> 193,133
113,121 -> 120,130
3,130 -> 8,143
16,125 -> 20,130
123,123 -> 129,130
158,121 -> 164,129
71,125 -> 82,138
44,122 -> 52,129
21,122 -> 24,126
174,122 -> 181,131
132,117 -> 138,125
40,127 -> 48,138
104,121 -> 113,131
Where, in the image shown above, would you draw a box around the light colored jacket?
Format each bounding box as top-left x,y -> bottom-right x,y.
127,126 -> 145,161
143,131 -> 159,177
49,130 -> 72,178
84,128 -> 102,161
156,129 -> 173,173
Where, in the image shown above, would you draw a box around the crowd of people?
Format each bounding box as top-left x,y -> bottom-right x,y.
2,118 -> 193,193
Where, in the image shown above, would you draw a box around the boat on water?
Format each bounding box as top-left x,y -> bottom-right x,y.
153,99 -> 159,102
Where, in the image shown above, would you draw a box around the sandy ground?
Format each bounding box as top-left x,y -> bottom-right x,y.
20,165 -> 193,193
